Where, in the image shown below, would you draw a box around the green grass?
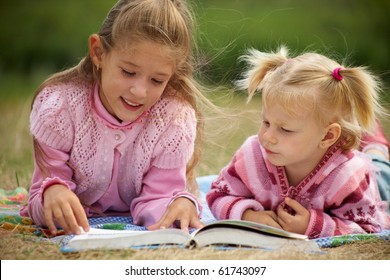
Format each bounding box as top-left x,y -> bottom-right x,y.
0,74 -> 36,188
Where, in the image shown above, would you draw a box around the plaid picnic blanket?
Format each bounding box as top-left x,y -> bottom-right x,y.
1,177 -> 389,250
0,187 -> 66,237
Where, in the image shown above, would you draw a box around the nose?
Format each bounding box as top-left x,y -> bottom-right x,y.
130,80 -> 148,98
262,128 -> 278,145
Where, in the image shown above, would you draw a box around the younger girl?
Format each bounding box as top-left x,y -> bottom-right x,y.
21,0 -> 209,235
206,46 -> 390,238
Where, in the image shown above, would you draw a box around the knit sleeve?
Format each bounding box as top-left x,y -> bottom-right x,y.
206,138 -> 265,220
30,85 -> 74,151
130,165 -> 202,226
151,99 -> 196,169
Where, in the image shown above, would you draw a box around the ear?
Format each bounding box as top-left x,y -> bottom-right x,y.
319,123 -> 341,149
89,34 -> 104,67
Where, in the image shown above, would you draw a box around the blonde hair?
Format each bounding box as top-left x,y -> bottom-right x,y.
32,0 -> 211,194
237,46 -> 386,151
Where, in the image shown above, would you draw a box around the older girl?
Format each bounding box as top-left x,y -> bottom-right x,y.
21,0 -> 210,235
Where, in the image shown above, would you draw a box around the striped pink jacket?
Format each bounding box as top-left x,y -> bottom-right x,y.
207,135 -> 390,238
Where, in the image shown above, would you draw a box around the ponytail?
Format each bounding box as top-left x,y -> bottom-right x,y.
332,66 -> 383,132
236,46 -> 289,101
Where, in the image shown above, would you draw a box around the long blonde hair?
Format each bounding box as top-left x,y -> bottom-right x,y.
237,46 -> 386,151
32,0 -> 212,194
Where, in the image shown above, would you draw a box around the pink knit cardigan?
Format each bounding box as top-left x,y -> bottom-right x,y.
21,81 -> 200,227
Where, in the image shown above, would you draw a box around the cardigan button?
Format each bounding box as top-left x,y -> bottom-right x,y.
115,134 -> 121,141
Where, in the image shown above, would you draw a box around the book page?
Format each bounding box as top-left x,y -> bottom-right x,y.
66,228 -> 192,250
196,219 -> 308,239
191,226 -> 321,252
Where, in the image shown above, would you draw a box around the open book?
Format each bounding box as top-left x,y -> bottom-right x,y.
63,219 -> 321,252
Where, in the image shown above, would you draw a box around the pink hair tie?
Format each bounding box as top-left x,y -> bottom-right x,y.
332,67 -> 343,81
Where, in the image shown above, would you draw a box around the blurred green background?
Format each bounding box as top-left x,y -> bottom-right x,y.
1,0 -> 389,87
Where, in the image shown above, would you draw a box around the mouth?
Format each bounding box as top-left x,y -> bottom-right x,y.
264,148 -> 276,154
121,97 -> 143,108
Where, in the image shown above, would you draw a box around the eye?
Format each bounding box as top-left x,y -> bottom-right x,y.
151,78 -> 164,85
262,120 -> 270,127
122,69 -> 135,76
281,127 -> 293,133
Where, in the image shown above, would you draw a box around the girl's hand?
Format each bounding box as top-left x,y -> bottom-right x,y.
43,184 -> 90,235
242,209 -> 282,229
148,197 -> 203,233
277,197 -> 310,234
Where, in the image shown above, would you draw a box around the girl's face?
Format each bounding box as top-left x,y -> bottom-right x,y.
258,103 -> 328,178
98,40 -> 174,122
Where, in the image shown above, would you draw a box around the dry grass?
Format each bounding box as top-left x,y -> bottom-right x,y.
1,228 -> 389,260
0,87 -> 389,260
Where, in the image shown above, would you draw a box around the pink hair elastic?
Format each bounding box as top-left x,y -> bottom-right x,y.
332,67 -> 343,81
